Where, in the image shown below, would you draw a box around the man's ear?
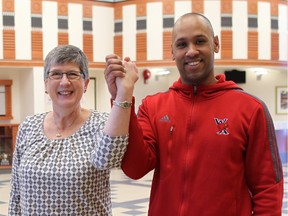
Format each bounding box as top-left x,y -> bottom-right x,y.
171,45 -> 175,60
214,35 -> 220,53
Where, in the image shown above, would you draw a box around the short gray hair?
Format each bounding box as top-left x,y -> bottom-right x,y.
44,45 -> 89,80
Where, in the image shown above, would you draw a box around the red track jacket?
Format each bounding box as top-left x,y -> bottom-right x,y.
121,74 -> 283,216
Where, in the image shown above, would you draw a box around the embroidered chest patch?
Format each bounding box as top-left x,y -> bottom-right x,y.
214,118 -> 229,135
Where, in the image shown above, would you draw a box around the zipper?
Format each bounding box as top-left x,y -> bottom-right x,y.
193,85 -> 197,95
180,87 -> 197,215
170,126 -> 174,135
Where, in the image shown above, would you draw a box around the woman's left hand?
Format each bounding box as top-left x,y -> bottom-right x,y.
115,57 -> 139,100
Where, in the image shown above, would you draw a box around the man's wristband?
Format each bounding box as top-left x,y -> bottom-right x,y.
113,100 -> 132,109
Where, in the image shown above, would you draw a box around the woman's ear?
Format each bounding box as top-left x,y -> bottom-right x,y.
84,79 -> 90,93
44,80 -> 48,94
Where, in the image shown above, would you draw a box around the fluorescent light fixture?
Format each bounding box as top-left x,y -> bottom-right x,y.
254,68 -> 268,76
254,68 -> 267,80
150,68 -> 171,75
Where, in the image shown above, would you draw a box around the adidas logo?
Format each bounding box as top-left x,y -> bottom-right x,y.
160,115 -> 170,122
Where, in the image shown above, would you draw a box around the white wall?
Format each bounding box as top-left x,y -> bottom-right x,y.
32,68 -> 46,114
239,69 -> 287,121
125,66 -> 288,129
19,70 -> 35,119
217,67 -> 287,128
0,66 -> 286,129
88,70 -> 112,113
134,68 -> 172,109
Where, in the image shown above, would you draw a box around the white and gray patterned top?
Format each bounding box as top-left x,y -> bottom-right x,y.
8,111 -> 128,216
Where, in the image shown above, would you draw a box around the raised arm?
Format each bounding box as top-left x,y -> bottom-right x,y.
91,55 -> 139,169
103,55 -> 138,136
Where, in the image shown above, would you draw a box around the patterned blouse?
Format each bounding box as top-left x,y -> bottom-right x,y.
8,111 -> 128,216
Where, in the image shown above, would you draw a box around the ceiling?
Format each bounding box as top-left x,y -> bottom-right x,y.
93,0 -> 128,2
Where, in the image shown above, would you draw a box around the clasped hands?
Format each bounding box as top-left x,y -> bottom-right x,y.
105,54 -> 139,100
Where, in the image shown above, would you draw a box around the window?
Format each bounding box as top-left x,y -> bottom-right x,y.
0,86 -> 5,115
0,80 -> 13,120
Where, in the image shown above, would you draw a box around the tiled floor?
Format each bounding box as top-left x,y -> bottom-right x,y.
0,165 -> 287,216
110,169 -> 151,216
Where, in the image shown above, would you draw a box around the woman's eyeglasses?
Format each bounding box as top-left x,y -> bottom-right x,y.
48,71 -> 85,80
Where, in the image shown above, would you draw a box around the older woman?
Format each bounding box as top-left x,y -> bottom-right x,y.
8,45 -> 138,215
